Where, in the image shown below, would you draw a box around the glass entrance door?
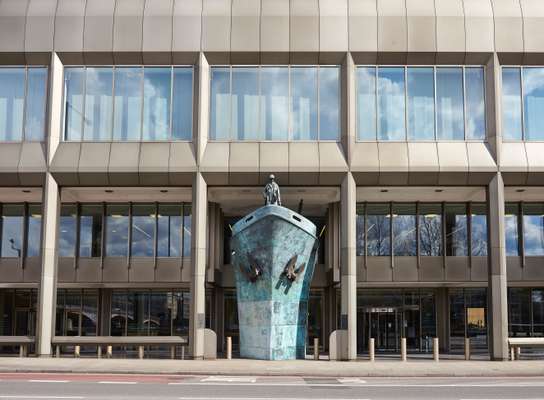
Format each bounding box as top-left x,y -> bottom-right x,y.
365,307 -> 401,352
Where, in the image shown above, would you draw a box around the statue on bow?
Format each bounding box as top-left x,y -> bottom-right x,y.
263,174 -> 281,206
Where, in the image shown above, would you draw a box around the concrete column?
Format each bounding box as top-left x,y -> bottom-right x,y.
36,52 -> 63,357
340,172 -> 357,360
487,172 -> 509,360
189,172 -> 207,359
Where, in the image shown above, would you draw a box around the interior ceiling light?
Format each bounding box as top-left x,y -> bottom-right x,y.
105,189 -> 114,193
516,189 -> 525,193
22,189 -> 31,193
380,189 -> 388,193
160,189 -> 168,193
435,189 -> 443,193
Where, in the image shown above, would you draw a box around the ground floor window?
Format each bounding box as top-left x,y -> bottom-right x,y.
0,289 -> 37,354
508,287 -> 544,337
56,289 -> 98,337
449,288 -> 487,353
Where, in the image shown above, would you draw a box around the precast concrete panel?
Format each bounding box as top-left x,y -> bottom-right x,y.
229,142 -> 259,185
377,142 -> 409,185
520,0 -> 544,57
54,0 -> 86,54
405,0 -> 436,57
318,142 -> 349,185
78,142 -> 111,185
491,0 -> 524,55
0,0 -> 28,55
200,142 -> 229,185
25,0 -> 57,53
407,142 -> 439,185
463,0 -> 494,56
202,0 -> 231,53
139,142 -> 170,185
18,142 -> 47,185
259,142 -> 289,185
108,142 -> 140,185
83,0 -> 115,56
290,0 -> 319,56
377,0 -> 407,58
173,0 -> 202,53
437,142 -> 469,185
499,143 -> 528,185
351,142 -> 379,185
319,0 -> 348,53
348,0 -> 378,56
169,142 -> 197,185
435,0 -> 465,62
113,0 -> 145,61
142,0 -> 174,63
50,142 -> 81,186
288,142 -> 319,185
524,143 -> 544,185
0,143 -> 22,185
231,0 -> 260,53
260,0 -> 290,55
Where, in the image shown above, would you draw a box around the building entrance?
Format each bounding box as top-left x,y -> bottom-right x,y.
364,307 -> 401,352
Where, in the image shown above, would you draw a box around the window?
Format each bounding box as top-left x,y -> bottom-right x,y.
357,66 -> 485,141
157,204 -> 182,257
505,203 -> 520,256
356,205 -> 365,256
64,66 -> 193,141
419,203 -> 442,256
105,204 -> 129,257
502,68 -> 523,140
183,205 -> 192,257
523,68 -> 544,141
131,204 -> 155,257
445,204 -> 468,256
56,289 -> 98,337
523,204 -> 544,256
0,289 -> 37,337
209,66 -> 340,141
392,203 -> 416,256
26,205 -> 42,257
0,67 -> 47,142
1,204 -> 24,258
366,203 -> 391,256
59,205 -> 77,257
79,205 -> 102,258
470,204 -> 488,256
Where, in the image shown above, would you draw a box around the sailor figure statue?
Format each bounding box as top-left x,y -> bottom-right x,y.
263,174 -> 281,206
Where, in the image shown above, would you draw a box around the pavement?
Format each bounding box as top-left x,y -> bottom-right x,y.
1,357 -> 544,377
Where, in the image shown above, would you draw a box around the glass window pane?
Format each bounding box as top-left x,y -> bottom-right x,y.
508,288 -> 531,337
210,67 -> 230,140
149,291 -> 171,336
357,67 -> 376,140
0,68 -> 25,141
377,67 -> 405,141
157,204 -> 182,257
419,203 -> 443,256
83,67 -> 113,141
131,204 -> 156,257
319,67 -> 340,140
436,67 -> 464,140
111,291 -> 127,336
173,291 -> 190,335
445,203 -> 468,256
407,67 -> 434,140
502,67 -> 523,140
106,204 -> 129,257
59,204 -> 77,257
183,205 -> 192,257
471,204 -> 488,256
79,205 -> 102,257
64,290 -> 81,336
27,204 -> 42,257
127,292 -> 149,336
81,290 -> 98,336
291,67 -> 318,140
465,68 -> 486,140
142,68 -> 171,141
260,67 -> 288,140
64,68 -> 85,141
523,203 -> 544,256
366,203 -> 390,256
505,203 -> 519,256
533,289 -> 544,328
172,68 -> 193,140
1,204 -> 24,257
523,67 -> 544,141
1,290 -> 14,334
231,67 -> 259,140
356,205 -> 365,256
24,68 -> 47,141
113,67 -> 142,141
392,203 -> 416,256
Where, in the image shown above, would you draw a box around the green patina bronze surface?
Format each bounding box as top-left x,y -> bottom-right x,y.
231,204 -> 318,360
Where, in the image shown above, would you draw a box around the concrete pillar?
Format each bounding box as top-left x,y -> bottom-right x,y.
36,52 -> 63,357
340,172 -> 357,360
189,172 -> 207,359
487,173 -> 509,361
435,288 -> 449,352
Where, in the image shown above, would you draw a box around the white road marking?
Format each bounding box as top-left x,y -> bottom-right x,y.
179,398 -> 370,400
338,378 -> 367,384
200,376 -> 257,383
0,397 -> 84,399
28,380 -> 70,383
166,381 -> 544,388
97,381 -> 137,385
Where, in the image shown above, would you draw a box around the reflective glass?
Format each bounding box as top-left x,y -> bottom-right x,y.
523,203 -> 544,256
24,68 -> 47,141
183,205 -> 192,257
131,204 -> 155,257
232,68 -> 259,140
173,291 -> 190,335
377,67 -> 405,140
356,205 -> 365,256
127,292 -> 149,335
113,67 -> 142,141
210,68 -> 230,140
533,289 -> 544,333
26,205 -> 42,257
501,68 -> 523,140
0,68 -> 25,141
149,291 -> 171,336
505,203 -> 519,256
508,288 -> 531,337
79,205 -> 102,257
465,288 -> 487,350
471,204 -> 488,256
110,291 -> 127,336
357,67 -> 376,140
157,204 -> 182,257
523,67 -> 544,141
59,205 -> 77,257
319,67 -> 340,140
436,68 -> 464,140
260,67 -> 288,140
64,290 -> 80,336
366,203 -> 391,256
407,67 -> 434,140
449,289 -> 465,351
419,203 -> 442,256
445,203 -> 468,256
106,204 -> 129,257
291,67 -> 318,140
64,68 -> 85,141
392,203 -> 416,256
465,68 -> 486,140
172,68 -> 193,140
143,68 -> 171,141
81,290 -> 98,336
1,204 -> 24,257
83,68 -> 113,141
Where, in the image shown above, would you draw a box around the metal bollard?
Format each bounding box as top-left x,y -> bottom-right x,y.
97,346 -> 102,359
369,338 -> 375,362
464,337 -> 470,360
56,345 -> 60,358
510,346 -> 515,361
171,345 -> 176,360
313,338 -> 319,360
106,345 -> 113,358
516,346 -> 521,360
433,338 -> 439,362
400,338 -> 407,361
74,345 -> 80,358
138,346 -> 144,359
19,345 -> 25,358
226,336 -> 232,360
181,346 -> 185,360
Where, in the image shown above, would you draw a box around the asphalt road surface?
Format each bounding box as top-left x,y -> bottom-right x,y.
0,373 -> 543,400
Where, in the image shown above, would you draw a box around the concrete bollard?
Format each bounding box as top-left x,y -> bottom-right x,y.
181,345 -> 185,360
369,338 -> 375,362
97,346 -> 102,359
56,345 -> 60,358
226,336 -> 232,360
171,346 -> 176,360
106,345 -> 113,358
19,345 -> 25,358
510,346 -> 515,361
433,338 -> 439,362
464,337 -> 470,360
138,346 -> 144,359
400,338 -> 407,361
313,338 -> 319,360
74,345 -> 80,358
516,346 -> 521,360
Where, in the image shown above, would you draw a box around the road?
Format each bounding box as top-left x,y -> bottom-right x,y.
0,373 -> 543,399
